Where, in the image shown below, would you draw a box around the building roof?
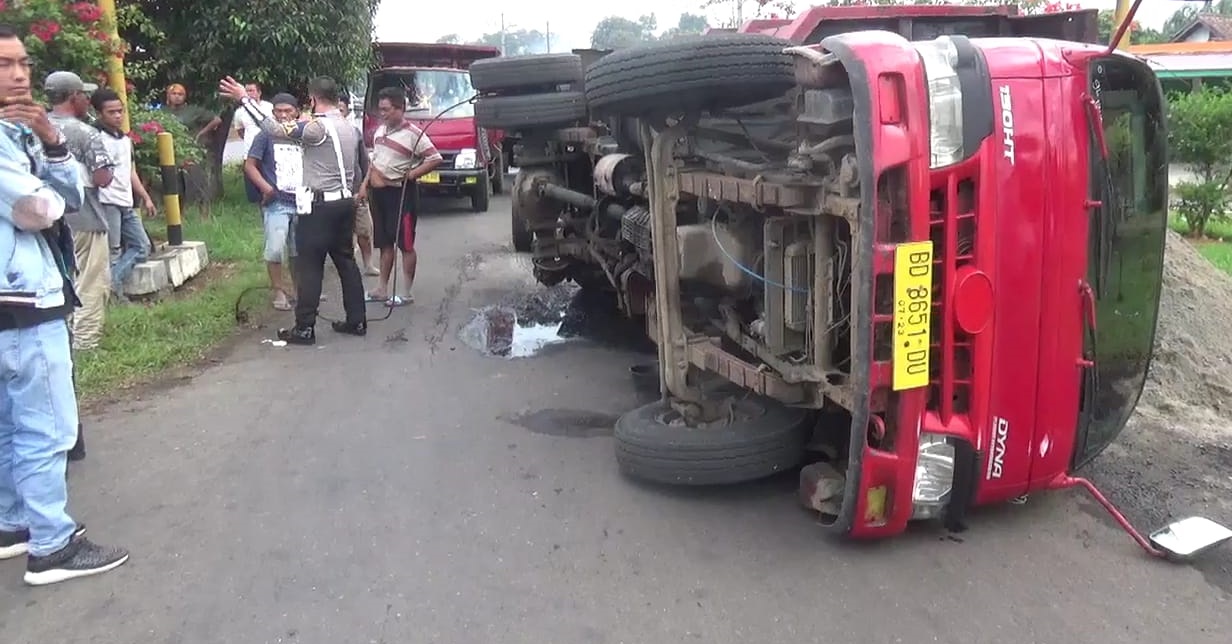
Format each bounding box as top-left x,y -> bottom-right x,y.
1172,13 -> 1232,42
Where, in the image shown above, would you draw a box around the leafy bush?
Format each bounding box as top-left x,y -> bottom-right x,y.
2,0 -> 117,93
1168,87 -> 1232,238
124,105 -> 204,187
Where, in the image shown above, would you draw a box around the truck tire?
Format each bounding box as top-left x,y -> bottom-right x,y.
614,396 -> 811,486
475,92 -> 588,131
470,53 -> 585,93
511,196 -> 532,252
471,171 -> 491,213
584,33 -> 795,117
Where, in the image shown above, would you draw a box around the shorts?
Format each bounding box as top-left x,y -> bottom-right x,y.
370,184 -> 418,252
262,200 -> 296,262
353,198 -> 373,238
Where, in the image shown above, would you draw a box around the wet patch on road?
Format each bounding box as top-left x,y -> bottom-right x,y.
508,409 -> 618,438
458,282 -> 655,358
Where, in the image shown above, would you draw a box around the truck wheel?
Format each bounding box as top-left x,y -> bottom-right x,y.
584,33 -> 795,117
475,92 -> 588,131
471,172 -> 491,213
470,53 -> 585,94
614,396 -> 811,486
511,196 -> 532,252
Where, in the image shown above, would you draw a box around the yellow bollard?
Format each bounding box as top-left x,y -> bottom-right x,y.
157,132 -> 183,246
97,0 -> 130,132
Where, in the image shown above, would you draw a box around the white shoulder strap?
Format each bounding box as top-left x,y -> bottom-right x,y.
317,117 -> 352,198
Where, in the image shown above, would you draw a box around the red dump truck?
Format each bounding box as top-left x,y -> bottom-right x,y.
364,42 -> 506,212
470,2 -> 1232,559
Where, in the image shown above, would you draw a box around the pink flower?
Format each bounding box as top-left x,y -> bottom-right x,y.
139,121 -> 163,134
69,2 -> 103,24
127,131 -> 143,145
30,20 -> 61,43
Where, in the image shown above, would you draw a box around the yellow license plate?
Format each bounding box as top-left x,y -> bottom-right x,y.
420,172 -> 440,184
892,240 -> 934,391
463,176 -> 477,184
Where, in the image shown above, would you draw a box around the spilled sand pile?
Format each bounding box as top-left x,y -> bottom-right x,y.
1140,229 -> 1232,420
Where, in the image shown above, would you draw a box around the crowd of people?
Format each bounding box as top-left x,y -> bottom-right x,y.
228,79 -> 440,321
0,16 -> 445,586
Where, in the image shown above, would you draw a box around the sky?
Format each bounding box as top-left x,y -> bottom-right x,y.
373,1 -> 1207,50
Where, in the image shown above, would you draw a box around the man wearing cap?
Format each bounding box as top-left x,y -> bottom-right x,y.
243,92 -> 303,311
45,70 -> 114,352
220,75 -> 367,345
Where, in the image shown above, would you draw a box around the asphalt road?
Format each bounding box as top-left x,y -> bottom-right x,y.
2,193 -> 1230,643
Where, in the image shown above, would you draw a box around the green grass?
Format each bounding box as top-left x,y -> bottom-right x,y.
73,166 -> 267,400
1168,215 -> 1232,274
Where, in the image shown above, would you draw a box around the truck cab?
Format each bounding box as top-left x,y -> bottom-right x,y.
365,42 -> 505,212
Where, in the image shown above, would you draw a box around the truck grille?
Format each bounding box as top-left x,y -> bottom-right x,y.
438,152 -> 456,169
927,174 -> 978,426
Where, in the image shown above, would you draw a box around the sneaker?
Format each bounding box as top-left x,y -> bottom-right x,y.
1,524 -> 87,561
24,534 -> 128,586
277,325 -> 316,346
331,320 -> 367,337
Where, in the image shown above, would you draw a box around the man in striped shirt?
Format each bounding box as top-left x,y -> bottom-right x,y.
357,86 -> 442,307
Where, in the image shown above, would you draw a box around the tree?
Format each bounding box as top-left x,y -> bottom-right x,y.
119,0 -> 381,200
436,33 -> 461,44
1169,87 -> 1232,238
591,15 -> 658,50
467,29 -> 547,56
662,13 -> 710,40
702,0 -> 797,28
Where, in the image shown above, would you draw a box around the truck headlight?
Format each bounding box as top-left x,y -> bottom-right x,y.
455,148 -> 478,169
911,432 -> 956,520
913,37 -> 964,169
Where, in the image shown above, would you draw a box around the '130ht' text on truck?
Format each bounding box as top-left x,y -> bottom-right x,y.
468,2 -> 1232,560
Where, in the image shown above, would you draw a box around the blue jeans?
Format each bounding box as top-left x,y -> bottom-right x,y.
105,205 -> 151,295
0,319 -> 79,557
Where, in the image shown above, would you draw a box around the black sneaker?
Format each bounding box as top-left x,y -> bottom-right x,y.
277,325 -> 316,346
0,524 -> 87,561
331,320 -> 367,336
24,534 -> 127,586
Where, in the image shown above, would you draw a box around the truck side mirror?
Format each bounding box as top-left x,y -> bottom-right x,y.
1148,517 -> 1232,561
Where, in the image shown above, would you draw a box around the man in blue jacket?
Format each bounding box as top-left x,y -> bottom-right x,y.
0,24 -> 128,586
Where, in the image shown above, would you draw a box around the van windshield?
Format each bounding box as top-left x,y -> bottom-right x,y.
367,69 -> 476,119
1074,55 -> 1169,468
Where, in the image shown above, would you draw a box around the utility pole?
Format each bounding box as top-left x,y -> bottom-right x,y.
546,22 -> 551,53
500,13 -> 507,55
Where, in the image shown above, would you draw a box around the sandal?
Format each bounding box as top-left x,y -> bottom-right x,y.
365,291 -> 386,303
385,295 -> 408,307
272,292 -> 292,311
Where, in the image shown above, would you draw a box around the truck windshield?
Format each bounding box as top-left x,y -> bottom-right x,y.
1074,55 -> 1169,468
367,69 -> 476,119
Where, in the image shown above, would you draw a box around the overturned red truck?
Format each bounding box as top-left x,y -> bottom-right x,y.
470,2 -> 1232,559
